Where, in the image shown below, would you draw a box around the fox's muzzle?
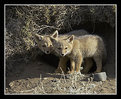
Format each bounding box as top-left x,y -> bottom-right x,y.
45,51 -> 50,54
61,54 -> 64,56
61,53 -> 65,57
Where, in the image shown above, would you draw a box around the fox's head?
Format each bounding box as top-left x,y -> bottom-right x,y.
34,34 -> 53,54
50,31 -> 74,57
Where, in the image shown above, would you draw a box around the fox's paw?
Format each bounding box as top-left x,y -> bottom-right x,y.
55,67 -> 66,74
81,69 -> 88,74
55,68 -> 66,73
55,69 -> 62,73
75,71 -> 81,75
67,70 -> 74,74
94,70 -> 101,73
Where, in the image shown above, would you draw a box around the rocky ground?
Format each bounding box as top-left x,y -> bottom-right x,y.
5,60 -> 116,95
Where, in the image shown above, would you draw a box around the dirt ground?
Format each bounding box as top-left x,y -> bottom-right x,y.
5,59 -> 116,95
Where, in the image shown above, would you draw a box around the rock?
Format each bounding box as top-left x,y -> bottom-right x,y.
93,72 -> 107,81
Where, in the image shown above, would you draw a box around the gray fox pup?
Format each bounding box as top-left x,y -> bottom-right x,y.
50,32 -> 107,74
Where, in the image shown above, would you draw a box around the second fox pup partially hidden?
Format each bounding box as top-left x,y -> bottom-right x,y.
51,32 -> 107,74
34,34 -> 53,54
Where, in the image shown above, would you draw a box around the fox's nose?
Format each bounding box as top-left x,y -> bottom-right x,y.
50,45 -> 52,47
46,51 -> 49,54
61,53 -> 64,56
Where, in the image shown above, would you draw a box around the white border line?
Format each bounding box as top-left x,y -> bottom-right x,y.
4,4 -> 116,6
4,4 -> 117,95
4,4 -> 6,95
115,4 -> 117,95
4,4 -> 117,6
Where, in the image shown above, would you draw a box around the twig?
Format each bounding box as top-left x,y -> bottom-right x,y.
59,67 -> 66,83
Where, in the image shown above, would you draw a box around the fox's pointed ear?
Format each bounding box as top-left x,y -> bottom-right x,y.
67,35 -> 74,43
51,30 -> 58,39
34,34 -> 43,41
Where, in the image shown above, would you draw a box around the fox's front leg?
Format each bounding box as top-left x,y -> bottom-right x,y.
75,54 -> 83,73
55,57 -> 68,73
67,58 -> 75,74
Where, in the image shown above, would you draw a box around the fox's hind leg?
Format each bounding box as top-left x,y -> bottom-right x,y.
75,54 -> 83,74
93,56 -> 102,73
81,58 -> 93,74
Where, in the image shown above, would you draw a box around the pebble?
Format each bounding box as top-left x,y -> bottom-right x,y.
43,77 -> 48,80
99,81 -> 103,85
89,84 -> 96,88
93,72 -> 107,81
111,87 -> 115,90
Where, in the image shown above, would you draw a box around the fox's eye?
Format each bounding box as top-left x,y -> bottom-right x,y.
65,47 -> 68,49
42,45 -> 46,47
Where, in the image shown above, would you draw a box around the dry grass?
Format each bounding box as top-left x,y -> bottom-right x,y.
7,68 -> 98,95
5,5 -> 116,59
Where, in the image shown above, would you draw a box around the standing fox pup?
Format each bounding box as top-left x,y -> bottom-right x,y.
51,33 -> 106,74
